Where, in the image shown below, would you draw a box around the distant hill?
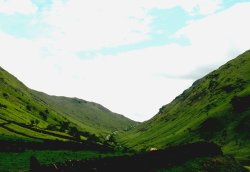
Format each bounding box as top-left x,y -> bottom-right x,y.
118,50 -> 250,162
0,66 -> 137,143
32,91 -> 137,133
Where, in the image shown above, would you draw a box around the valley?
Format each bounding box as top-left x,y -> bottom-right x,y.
1,50 -> 250,171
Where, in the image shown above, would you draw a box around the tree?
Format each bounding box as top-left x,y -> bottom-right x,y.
46,124 -> 57,130
2,92 -> 9,98
68,127 -> 80,139
60,121 -> 69,132
39,111 -> 48,121
26,104 -> 32,111
30,119 -> 35,126
35,119 -> 40,126
0,103 -> 7,108
87,134 -> 100,143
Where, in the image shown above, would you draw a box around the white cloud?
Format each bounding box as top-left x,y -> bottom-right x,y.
42,0 -> 152,52
0,0 -> 37,15
178,0 -> 222,15
1,2 -> 250,121
140,0 -> 222,15
0,32 -> 47,84
175,2 -> 250,63
40,0 -> 222,53
0,33 -> 193,121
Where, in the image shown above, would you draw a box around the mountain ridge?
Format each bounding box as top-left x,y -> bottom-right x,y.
117,50 -> 250,163
0,66 -> 137,143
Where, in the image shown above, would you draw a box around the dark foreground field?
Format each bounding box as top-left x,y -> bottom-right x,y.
30,142 -> 247,172
0,139 -> 120,172
0,141 -> 247,172
0,150 -> 124,172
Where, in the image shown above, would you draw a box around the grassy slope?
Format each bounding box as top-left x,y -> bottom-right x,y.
32,91 -> 137,133
0,66 -> 136,142
118,50 -> 250,162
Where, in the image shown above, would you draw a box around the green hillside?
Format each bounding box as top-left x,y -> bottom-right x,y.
32,91 -> 137,133
118,50 -> 250,162
0,66 -> 136,143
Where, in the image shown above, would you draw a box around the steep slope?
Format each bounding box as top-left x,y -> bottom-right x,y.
118,50 -> 250,162
0,66 -> 136,143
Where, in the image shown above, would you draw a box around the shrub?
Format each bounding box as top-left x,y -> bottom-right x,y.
236,115 -> 250,139
26,104 -> 32,111
87,134 -> 100,143
35,119 -> 40,125
68,127 -> 80,139
2,92 -> 9,98
39,111 -> 48,121
231,95 -> 250,112
0,103 -> 7,108
198,117 -> 223,140
221,85 -> 237,93
59,121 -> 69,132
208,80 -> 218,90
30,119 -> 35,126
46,124 -> 57,130
159,106 -> 166,113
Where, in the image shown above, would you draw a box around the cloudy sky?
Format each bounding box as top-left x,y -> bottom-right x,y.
1,0 -> 250,121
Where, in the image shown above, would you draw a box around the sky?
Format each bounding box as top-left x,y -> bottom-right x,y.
1,0 -> 250,121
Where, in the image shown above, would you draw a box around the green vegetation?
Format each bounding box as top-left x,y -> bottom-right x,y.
0,66 -> 137,143
245,166 -> 250,171
0,150 -> 123,172
158,156 -> 247,172
1,50 -> 250,171
32,91 -> 138,134
118,50 -> 250,163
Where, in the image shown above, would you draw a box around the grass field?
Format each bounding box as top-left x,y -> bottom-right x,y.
0,150 -> 123,172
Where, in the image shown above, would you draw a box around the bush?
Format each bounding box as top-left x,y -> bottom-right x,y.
46,124 -> 57,130
0,103 -> 7,108
59,121 -> 69,132
87,134 -> 100,143
231,95 -> 250,112
30,119 -> 39,126
208,80 -> 218,90
198,117 -> 223,140
35,119 -> 40,125
26,104 -> 32,111
236,115 -> 250,139
221,85 -> 237,93
30,119 -> 35,126
39,111 -> 48,121
2,92 -> 9,98
68,127 -> 80,139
